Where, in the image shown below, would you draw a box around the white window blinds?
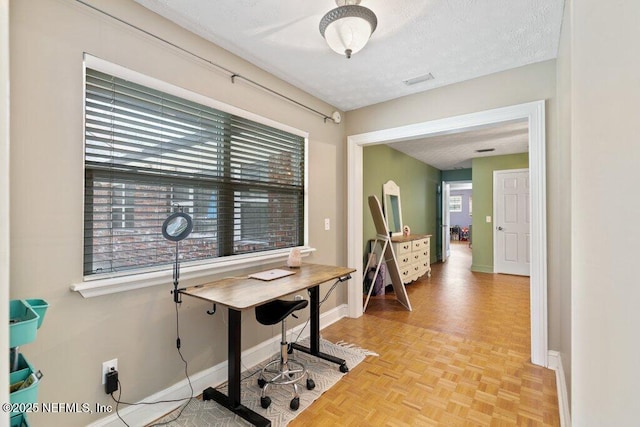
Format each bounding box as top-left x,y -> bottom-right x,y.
84,68 -> 305,277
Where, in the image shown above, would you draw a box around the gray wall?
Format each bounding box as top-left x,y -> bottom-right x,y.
9,0 -> 348,424
1,0 -> 9,409
570,0 -> 640,424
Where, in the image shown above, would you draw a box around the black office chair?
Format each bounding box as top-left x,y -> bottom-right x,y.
255,299 -> 315,410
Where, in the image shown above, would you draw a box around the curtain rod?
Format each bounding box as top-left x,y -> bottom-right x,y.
75,0 -> 338,124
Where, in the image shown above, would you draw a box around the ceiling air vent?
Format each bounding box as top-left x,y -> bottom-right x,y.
475,148 -> 495,153
403,73 -> 434,86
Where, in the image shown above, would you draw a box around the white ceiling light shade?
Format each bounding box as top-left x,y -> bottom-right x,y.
319,0 -> 377,59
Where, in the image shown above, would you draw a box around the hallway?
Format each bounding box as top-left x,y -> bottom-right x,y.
291,241 -> 559,425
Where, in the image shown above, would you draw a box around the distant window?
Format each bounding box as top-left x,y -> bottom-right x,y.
449,195 -> 462,212
84,67 -> 306,278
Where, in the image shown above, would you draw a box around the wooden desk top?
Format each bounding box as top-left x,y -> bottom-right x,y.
181,263 -> 355,310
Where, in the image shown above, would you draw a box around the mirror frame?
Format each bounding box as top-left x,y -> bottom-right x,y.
162,212 -> 193,242
382,180 -> 403,237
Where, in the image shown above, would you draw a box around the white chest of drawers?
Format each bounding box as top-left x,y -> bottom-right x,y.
391,234 -> 431,284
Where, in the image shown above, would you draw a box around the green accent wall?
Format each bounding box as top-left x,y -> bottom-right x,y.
363,145 -> 440,264
363,149 -> 528,273
471,153 -> 529,273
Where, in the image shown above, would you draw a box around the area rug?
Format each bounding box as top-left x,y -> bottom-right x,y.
152,338 -> 377,426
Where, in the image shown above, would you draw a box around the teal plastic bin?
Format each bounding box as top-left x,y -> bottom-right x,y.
9,353 -> 39,415
9,299 -> 48,347
10,413 -> 29,427
25,299 -> 48,329
9,301 -> 38,348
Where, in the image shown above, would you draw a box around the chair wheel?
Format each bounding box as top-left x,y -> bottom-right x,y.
261,396 -> 271,409
258,378 -> 266,388
290,397 -> 300,410
306,378 -> 315,390
339,363 -> 349,373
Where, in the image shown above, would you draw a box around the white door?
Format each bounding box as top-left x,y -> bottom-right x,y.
494,169 -> 530,276
441,182 -> 451,262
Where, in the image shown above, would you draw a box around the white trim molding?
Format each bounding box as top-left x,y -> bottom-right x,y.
346,100 -> 548,367
71,247 -> 316,298
548,350 -> 572,427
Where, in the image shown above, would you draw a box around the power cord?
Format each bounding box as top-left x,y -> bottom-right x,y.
109,300 -> 195,426
111,379 -> 128,427
291,278 -> 342,347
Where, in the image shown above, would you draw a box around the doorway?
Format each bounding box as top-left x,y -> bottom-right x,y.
346,100 -> 548,367
442,181 -> 473,263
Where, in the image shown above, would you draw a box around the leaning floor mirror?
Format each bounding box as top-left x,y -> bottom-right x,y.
383,180 -> 403,237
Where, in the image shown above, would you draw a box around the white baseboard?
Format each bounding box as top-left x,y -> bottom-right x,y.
88,303 -> 349,427
547,350 -> 571,427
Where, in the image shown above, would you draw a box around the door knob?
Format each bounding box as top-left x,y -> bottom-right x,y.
497,226 -> 504,231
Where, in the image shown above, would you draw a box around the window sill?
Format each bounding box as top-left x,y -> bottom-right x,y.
70,247 -> 316,298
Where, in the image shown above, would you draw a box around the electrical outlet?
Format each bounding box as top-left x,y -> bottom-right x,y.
102,358 -> 118,385
324,218 -> 330,231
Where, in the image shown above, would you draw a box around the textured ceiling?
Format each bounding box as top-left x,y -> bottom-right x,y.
132,0 -> 557,170
390,119 -> 529,170
134,0 -> 565,112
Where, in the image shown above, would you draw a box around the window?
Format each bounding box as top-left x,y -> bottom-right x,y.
84,66 -> 306,278
449,195 -> 462,212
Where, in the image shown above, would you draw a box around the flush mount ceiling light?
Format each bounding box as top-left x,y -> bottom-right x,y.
319,0 -> 378,59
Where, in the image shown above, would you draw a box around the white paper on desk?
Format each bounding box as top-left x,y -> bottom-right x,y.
248,268 -> 296,281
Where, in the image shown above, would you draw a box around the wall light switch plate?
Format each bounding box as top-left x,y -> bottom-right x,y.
324,218 -> 330,231
486,216 -> 492,223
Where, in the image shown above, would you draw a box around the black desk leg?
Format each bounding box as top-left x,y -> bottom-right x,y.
202,308 -> 271,427
310,285 -> 320,353
291,285 -> 349,373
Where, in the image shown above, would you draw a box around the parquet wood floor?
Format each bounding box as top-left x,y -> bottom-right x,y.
291,242 -> 559,426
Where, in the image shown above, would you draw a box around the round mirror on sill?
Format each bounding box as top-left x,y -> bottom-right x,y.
162,212 -> 193,242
